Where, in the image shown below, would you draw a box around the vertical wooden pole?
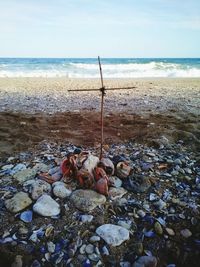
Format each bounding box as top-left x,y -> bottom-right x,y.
98,56 -> 105,160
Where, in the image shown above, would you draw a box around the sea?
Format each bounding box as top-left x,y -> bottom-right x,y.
0,58 -> 200,78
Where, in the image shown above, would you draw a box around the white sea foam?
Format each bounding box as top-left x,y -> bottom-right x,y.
0,61 -> 200,78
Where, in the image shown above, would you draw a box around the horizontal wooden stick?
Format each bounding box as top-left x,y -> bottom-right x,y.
68,86 -> 136,92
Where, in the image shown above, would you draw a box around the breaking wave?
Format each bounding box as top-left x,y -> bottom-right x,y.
0,58 -> 200,78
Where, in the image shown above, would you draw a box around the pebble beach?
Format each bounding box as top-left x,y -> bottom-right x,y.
0,77 -> 200,267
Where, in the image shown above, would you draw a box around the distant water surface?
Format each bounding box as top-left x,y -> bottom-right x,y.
0,58 -> 200,78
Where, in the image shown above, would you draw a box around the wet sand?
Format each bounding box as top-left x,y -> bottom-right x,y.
0,78 -> 200,158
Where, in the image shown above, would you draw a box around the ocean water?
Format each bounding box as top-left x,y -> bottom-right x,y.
0,58 -> 200,78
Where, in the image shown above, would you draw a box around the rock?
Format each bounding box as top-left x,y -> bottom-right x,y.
70,190 -> 106,212
137,210 -> 146,218
47,241 -> 55,253
100,158 -> 115,175
53,184 -> 71,198
88,253 -> 100,262
165,228 -> 175,236
132,256 -> 157,267
83,155 -> 99,175
10,164 -> 26,175
109,187 -> 127,200
80,214 -> 94,223
154,222 -> 163,235
11,255 -> 23,267
180,229 -> 192,238
5,192 -> 32,213
108,176 -> 122,188
125,175 -> 151,193
154,199 -> 166,210
85,244 -> 94,254
116,162 -> 131,179
13,168 -> 37,184
20,210 -> 33,223
33,195 -> 60,217
174,159 -> 182,165
31,180 -> 51,200
89,236 -> 101,243
96,224 -> 129,246
33,163 -> 50,173
118,220 -> 132,230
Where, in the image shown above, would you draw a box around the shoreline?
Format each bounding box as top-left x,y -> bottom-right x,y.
0,78 -> 200,115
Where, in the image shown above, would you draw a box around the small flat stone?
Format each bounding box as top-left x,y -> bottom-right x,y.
109,187 -> 127,200
53,184 -> 71,198
13,169 -> 37,184
180,229 -> 192,238
165,228 -> 175,236
33,195 -> 60,217
5,192 -> 32,213
132,256 -> 157,267
70,190 -> 106,212
80,215 -> 94,223
85,244 -> 94,254
154,222 -> 163,235
31,180 -> 51,200
33,163 -> 50,173
96,224 -> 129,246
89,236 -> 101,243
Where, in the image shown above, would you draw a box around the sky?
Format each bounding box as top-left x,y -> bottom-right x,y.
0,0 -> 200,58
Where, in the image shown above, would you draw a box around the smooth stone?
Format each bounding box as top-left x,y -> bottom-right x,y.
10,164 -> 26,175
70,190 -> 106,212
53,184 -> 71,198
180,229 -> 192,238
154,222 -> 163,235
109,187 -> 127,200
1,164 -> 14,170
31,180 -> 51,200
83,155 -> 99,175
165,228 -> 175,236
5,192 -> 32,213
13,169 -> 37,184
132,256 -> 157,267
118,220 -> 132,230
154,199 -> 166,210
174,159 -> 182,165
47,241 -> 55,253
109,176 -> 122,188
116,162 -> 131,179
33,195 -> 60,217
80,215 -> 94,223
85,244 -> 94,254
102,246 -> 109,255
88,253 -> 100,262
11,255 -> 23,267
137,210 -> 146,218
89,235 -> 101,243
20,210 -> 33,223
100,158 -> 115,175
96,224 -> 129,246
80,244 -> 86,254
33,163 -> 50,173
127,175 -> 151,193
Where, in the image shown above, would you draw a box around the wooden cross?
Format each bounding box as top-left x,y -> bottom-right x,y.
68,57 -> 136,159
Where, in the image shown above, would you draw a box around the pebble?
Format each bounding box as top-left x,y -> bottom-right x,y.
109,187 -> 127,200
165,228 -> 175,236
47,241 -> 55,253
80,215 -> 94,223
96,224 -> 129,246
137,210 -> 146,218
88,253 -> 100,262
10,164 -> 26,175
132,256 -> 157,267
85,244 -> 94,254
116,162 -> 131,179
70,190 -> 106,212
33,195 -> 60,217
108,176 -> 122,188
30,180 -> 51,200
180,229 -> 192,238
5,192 -> 32,213
33,163 -> 49,173
154,199 -> 167,210
154,222 -> 163,235
11,255 -> 23,267
13,168 -> 37,184
89,236 -> 101,243
53,184 -> 72,198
